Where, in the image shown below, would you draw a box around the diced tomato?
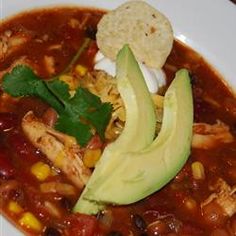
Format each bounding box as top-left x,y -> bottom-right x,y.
65,213 -> 99,236
87,135 -> 103,150
86,41 -> 98,58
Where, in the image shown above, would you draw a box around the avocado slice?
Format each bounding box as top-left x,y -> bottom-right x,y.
83,68 -> 193,205
73,45 -> 156,214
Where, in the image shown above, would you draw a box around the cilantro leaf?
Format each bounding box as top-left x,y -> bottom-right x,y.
46,79 -> 71,104
53,86 -> 113,143
55,115 -> 92,146
2,65 -> 113,146
2,65 -> 37,96
71,89 -> 113,138
70,88 -> 103,116
2,65 -> 64,113
85,103 -> 113,139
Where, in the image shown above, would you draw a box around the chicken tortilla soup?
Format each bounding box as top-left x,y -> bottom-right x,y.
0,2 -> 236,236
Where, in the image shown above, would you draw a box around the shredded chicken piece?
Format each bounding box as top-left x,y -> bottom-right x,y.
0,31 -> 31,60
201,178 -> 236,217
48,44 -> 62,50
40,182 -> 76,196
44,201 -> 62,218
68,14 -> 91,29
192,121 -> 234,149
22,111 -> 91,189
68,18 -> 80,28
0,35 -> 8,59
203,95 -> 221,108
44,55 -> 56,75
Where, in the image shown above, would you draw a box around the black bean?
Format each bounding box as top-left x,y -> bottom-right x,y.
11,188 -> 24,202
0,180 -> 18,199
44,227 -> 61,236
85,25 -> 97,40
189,73 -> 195,85
60,197 -> 72,212
0,149 -> 15,179
96,210 -> 104,220
107,231 -> 123,236
132,214 -> 147,231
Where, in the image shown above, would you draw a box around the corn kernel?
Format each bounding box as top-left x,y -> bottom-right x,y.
31,161 -> 51,181
152,94 -> 164,108
184,198 -> 197,210
75,64 -> 87,77
59,75 -> 78,90
191,161 -> 205,180
19,212 -> 42,232
83,149 -> 102,168
64,135 -> 77,148
8,201 -> 23,214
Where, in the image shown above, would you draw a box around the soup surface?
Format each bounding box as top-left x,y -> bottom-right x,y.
0,6 -> 236,236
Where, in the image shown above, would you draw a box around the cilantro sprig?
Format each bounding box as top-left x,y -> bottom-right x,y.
2,65 -> 112,146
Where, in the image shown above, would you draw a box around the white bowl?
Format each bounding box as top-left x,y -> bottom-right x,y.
1,0 -> 236,235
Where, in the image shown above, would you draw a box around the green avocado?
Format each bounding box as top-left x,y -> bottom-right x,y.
73,45 -> 156,214
74,45 -> 193,213
84,68 -> 193,205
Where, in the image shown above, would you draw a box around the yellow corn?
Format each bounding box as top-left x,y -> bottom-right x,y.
83,149 -> 102,168
152,94 -> 164,108
64,135 -> 77,148
59,75 -> 78,90
191,161 -> 205,180
8,201 -> 23,214
75,64 -> 88,77
31,161 -> 51,181
184,198 -> 197,210
19,212 -> 42,232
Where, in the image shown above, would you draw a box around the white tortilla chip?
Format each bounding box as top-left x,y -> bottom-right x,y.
96,0 -> 174,69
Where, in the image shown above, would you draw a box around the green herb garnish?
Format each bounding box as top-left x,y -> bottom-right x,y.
61,38 -> 91,75
2,65 -> 112,146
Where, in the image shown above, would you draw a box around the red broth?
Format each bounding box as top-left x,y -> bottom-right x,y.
0,7 -> 236,236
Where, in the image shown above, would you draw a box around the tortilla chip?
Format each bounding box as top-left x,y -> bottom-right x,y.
96,0 -> 174,69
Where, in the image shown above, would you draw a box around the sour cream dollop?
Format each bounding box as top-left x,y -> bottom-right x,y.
94,51 -> 166,94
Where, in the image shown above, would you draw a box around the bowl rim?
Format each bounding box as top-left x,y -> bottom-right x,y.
1,0 -> 236,235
